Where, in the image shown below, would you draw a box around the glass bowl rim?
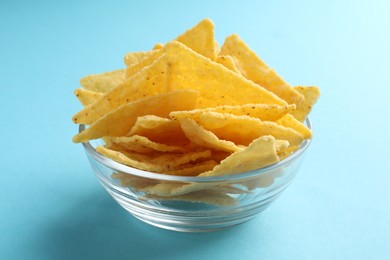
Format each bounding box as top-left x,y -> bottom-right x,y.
80,117 -> 312,183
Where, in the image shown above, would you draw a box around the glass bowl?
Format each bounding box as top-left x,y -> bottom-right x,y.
80,118 -> 312,232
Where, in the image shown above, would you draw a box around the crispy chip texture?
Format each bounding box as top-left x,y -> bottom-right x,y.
290,86 -> 321,121
128,115 -> 188,146
220,34 -> 304,105
143,135 -> 280,196
195,112 -> 304,146
171,103 -> 295,122
164,41 -> 287,108
175,18 -> 218,60
179,118 -> 242,152
73,90 -> 199,143
215,55 -> 240,73
80,69 -> 126,93
74,88 -> 103,106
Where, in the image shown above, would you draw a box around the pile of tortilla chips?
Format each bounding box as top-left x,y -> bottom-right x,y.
72,19 -> 320,205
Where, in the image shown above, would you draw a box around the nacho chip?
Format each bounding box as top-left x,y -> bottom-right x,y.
175,18 -> 218,60
220,34 -> 304,105
124,50 -> 159,67
73,53 -> 168,124
144,135 -> 280,196
215,55 -> 240,73
107,135 -> 190,153
179,118 -> 242,152
75,41 -> 288,125
164,41 -> 287,108
290,86 -> 321,121
125,49 -> 163,78
80,69 -> 126,93
128,115 -> 188,146
73,90 -> 199,143
164,160 -> 218,176
277,113 -> 313,139
153,43 -> 164,50
196,112 -> 304,146
171,103 -> 295,122
199,135 -> 279,177
98,145 -> 212,173
74,88 -> 103,106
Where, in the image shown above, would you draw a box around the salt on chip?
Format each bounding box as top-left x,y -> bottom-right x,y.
74,88 -> 103,106
179,118 -> 242,152
196,111 -> 304,146
80,69 -> 126,93
220,34 -> 304,105
171,103 -> 295,122
290,86 -> 321,121
72,89 -> 199,143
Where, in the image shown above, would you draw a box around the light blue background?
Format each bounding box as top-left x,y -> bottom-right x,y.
1,0 -> 389,259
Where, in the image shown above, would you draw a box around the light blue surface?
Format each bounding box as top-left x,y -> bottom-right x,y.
1,0 -> 389,259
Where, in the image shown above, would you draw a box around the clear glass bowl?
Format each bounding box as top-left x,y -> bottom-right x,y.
80,118 -> 312,232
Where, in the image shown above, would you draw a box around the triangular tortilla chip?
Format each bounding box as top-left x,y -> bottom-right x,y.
290,86 -> 321,121
80,69 -> 127,93
74,88 -> 103,106
175,18 -> 219,60
72,90 -> 199,143
220,34 -> 304,105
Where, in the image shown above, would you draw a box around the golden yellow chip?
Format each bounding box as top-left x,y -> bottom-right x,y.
277,145 -> 300,160
144,135 -> 280,196
164,41 -> 287,108
277,113 -> 313,139
125,49 -> 163,78
199,135 -> 279,177
290,86 -> 321,121
215,55 -> 240,73
74,88 -> 103,106
107,135 -> 190,153
220,34 -> 304,105
179,118 -> 242,152
73,41 -> 287,125
164,160 -> 218,176
97,145 -> 212,173
80,69 -> 126,93
171,103 -> 295,122
153,43 -> 164,50
196,111 -> 304,146
175,18 -> 219,60
128,115 -> 188,146
124,50 -> 159,67
72,90 -> 199,143
73,53 -> 168,124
